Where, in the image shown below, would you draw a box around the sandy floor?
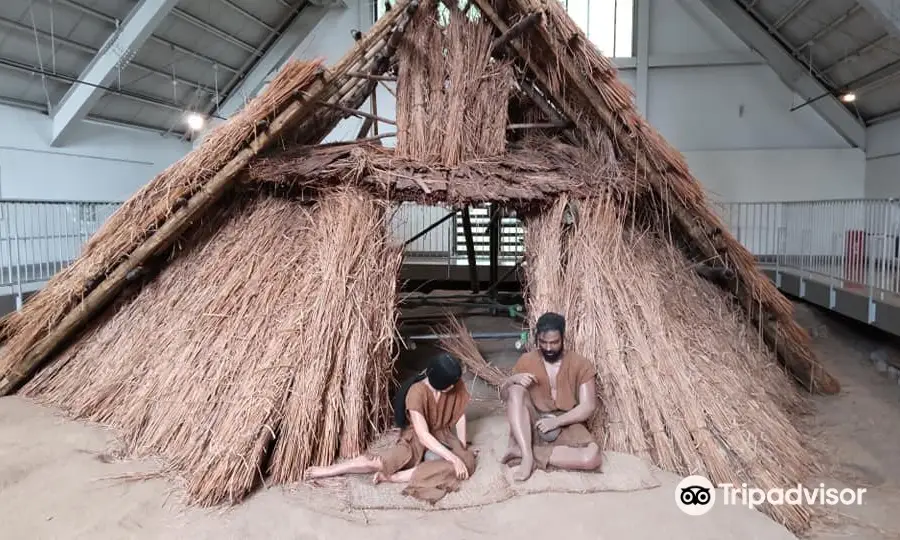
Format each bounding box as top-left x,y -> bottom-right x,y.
1,303 -> 899,539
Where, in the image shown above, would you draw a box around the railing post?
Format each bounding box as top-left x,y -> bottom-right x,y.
12,203 -> 23,310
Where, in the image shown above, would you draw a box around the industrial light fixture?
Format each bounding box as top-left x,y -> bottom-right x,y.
186,112 -> 206,131
840,92 -> 856,103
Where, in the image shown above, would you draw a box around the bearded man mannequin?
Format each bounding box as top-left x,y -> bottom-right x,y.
499,312 -> 603,481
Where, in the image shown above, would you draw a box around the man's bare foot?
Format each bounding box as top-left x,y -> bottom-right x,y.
373,472 -> 388,485
513,455 -> 534,481
500,444 -> 522,464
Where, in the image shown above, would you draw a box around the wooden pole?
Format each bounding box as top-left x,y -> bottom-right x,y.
356,116 -> 375,139
507,121 -> 569,130
462,208 -> 479,294
490,11 -> 542,56
323,102 -> 396,126
371,80 -> 380,136
347,71 -> 397,82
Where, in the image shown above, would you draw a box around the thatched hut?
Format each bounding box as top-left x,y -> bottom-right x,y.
0,0 -> 838,535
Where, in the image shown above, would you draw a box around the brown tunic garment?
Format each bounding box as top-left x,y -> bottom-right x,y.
369,379 -> 476,503
510,350 -> 598,470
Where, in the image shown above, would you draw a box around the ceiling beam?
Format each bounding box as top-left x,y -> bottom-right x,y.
697,0 -> 866,148
0,95 -> 185,138
0,15 -> 209,92
773,0 -> 812,29
857,0 -> 900,40
796,5 -> 862,52
868,105 -> 900,125
49,0 -> 178,147
56,0 -> 243,75
215,3 -> 333,118
846,58 -> 900,94
821,33 -> 889,74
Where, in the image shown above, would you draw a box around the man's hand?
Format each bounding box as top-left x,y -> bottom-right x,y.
508,373 -> 537,388
535,415 -> 560,434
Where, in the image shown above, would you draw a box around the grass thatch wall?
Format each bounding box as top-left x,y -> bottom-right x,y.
22,188 -> 401,506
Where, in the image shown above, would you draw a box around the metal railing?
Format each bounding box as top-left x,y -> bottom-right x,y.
0,199 -> 522,296
390,202 -> 524,262
3,197 -> 900,308
0,200 -> 119,304
716,199 -> 900,297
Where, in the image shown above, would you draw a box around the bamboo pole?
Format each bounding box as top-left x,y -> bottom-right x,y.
348,72 -> 397,82
323,102 -> 396,126
0,1 -> 417,396
507,121 -> 568,130
490,11 -> 542,56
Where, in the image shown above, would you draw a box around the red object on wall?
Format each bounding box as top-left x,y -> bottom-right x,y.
844,230 -> 866,286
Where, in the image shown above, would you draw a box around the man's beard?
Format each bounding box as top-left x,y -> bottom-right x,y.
540,348 -> 563,363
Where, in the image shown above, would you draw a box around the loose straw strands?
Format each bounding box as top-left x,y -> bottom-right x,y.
523,194 -> 817,535
395,0 -> 510,164
269,188 -> 402,482
22,189 -> 402,506
23,194 -> 317,505
435,314 -> 507,387
0,61 -> 324,379
521,194 -> 569,336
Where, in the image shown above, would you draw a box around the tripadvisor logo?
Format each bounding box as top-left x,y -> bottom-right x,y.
676,475 -> 716,516
675,475 -> 866,516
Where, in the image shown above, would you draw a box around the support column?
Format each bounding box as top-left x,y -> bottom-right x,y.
461,208 -> 479,293
488,204 -> 501,305
635,0 -> 651,115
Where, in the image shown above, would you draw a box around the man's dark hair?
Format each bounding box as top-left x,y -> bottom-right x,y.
535,312 -> 566,336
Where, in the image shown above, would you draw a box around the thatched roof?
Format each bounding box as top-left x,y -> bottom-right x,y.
0,0 -> 838,534
247,138 -> 648,206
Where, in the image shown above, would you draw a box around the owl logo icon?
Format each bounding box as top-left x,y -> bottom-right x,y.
676,475 -> 716,516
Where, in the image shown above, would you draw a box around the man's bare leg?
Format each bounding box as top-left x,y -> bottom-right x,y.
500,434 -> 522,464
505,384 -> 535,481
305,455 -> 381,479
546,442 -> 603,472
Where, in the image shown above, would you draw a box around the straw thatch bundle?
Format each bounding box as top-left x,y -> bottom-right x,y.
470,0 -> 837,394
248,136 -> 643,206
268,188 -> 402,482
436,315 -> 507,387
22,188 -> 401,505
395,0 -> 512,164
522,195 -> 818,533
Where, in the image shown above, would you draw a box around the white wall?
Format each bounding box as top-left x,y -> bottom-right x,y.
0,105 -> 189,201
685,149 -> 865,202
282,0 -> 391,144
638,0 -> 864,204
866,118 -> 900,199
